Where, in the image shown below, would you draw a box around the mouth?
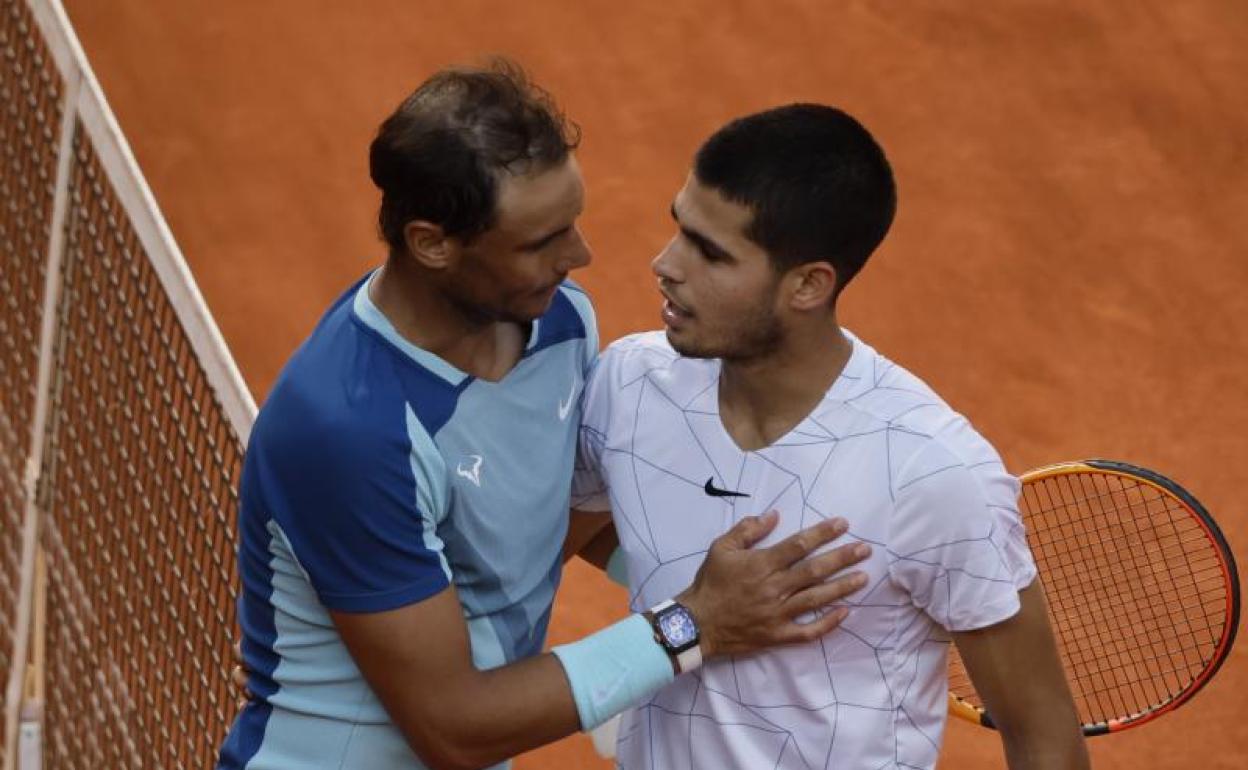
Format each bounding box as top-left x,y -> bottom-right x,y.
659,290 -> 694,327
535,279 -> 564,297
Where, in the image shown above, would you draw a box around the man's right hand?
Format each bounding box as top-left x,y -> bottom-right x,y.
677,511 -> 869,658
231,640 -> 252,707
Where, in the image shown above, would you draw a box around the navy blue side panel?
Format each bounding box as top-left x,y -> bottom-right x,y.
247,290 -> 452,613
217,444 -> 282,768
215,700 -> 273,769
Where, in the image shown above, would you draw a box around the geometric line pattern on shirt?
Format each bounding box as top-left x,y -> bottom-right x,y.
587,335 -> 1029,770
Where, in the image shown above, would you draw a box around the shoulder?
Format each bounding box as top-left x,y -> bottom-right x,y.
832,333 -> 1012,495
549,280 -> 597,339
582,332 -> 719,425
595,331 -> 709,393
834,335 -> 951,431
601,331 -> 676,366
524,281 -> 598,368
557,278 -> 595,309
253,319 -> 426,487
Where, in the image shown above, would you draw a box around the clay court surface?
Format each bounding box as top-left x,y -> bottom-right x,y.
59,0 -> 1246,767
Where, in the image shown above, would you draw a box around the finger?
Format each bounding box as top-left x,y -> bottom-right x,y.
232,665 -> 248,690
778,541 -> 871,594
716,510 -> 780,551
782,570 -> 868,619
771,605 -> 852,645
233,639 -> 243,663
762,517 -> 849,569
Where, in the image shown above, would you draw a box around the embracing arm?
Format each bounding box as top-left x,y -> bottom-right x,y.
332,587 -> 579,770
952,581 -> 1089,770
334,512 -> 868,770
562,509 -> 616,570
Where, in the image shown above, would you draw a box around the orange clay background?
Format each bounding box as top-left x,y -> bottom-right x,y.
61,1 -> 1245,768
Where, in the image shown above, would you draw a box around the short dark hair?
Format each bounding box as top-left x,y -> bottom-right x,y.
369,58 -> 580,253
693,104 -> 896,295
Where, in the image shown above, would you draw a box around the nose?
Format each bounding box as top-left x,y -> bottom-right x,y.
651,236 -> 682,282
556,228 -> 593,274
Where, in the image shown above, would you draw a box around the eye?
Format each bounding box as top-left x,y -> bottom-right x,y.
689,238 -> 726,264
698,245 -> 725,263
678,228 -> 731,264
521,227 -> 572,253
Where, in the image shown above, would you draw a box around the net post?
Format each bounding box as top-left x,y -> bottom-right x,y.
1,2 -> 82,763
15,551 -> 44,770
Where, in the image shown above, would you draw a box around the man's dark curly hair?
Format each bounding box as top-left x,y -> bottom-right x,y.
369,58 -> 581,253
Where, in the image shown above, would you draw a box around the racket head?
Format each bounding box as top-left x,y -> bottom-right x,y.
948,459 -> 1240,736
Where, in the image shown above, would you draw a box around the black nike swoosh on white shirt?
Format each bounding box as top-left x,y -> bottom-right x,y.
704,477 -> 749,498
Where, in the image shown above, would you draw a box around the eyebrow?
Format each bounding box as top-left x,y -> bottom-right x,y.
670,203 -> 734,262
518,224 -> 572,251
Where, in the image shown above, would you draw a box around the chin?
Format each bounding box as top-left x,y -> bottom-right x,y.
665,329 -> 718,360
504,297 -> 556,324
667,323 -> 783,362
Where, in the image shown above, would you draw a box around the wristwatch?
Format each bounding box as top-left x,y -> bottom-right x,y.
646,599 -> 703,674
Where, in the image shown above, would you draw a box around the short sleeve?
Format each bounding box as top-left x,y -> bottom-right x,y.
257,404 -> 451,614
887,437 -> 1037,632
571,347 -> 612,512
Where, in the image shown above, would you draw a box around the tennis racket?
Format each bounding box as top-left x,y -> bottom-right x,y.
947,459 -> 1239,736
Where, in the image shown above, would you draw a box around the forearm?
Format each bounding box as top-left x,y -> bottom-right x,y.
342,601 -> 668,770
1001,728 -> 1089,770
562,509 -> 613,565
953,582 -> 1089,770
576,520 -> 619,571
406,652 -> 582,770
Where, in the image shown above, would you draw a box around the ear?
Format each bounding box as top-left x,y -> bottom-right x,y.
402,220 -> 458,269
786,261 -> 838,311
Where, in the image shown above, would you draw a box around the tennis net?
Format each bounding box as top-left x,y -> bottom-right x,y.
1,1 -> 255,767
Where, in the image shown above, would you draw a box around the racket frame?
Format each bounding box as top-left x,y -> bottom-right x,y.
947,459 -> 1240,736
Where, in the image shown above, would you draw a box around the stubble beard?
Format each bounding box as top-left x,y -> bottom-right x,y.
668,304 -> 783,362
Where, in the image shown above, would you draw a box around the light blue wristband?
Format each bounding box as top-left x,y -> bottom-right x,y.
605,546 -> 628,587
551,614 -> 674,730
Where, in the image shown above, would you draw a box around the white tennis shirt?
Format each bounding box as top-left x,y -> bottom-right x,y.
573,330 -> 1036,770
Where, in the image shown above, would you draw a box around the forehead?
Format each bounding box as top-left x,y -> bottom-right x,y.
673,173 -> 756,247
491,156 -> 585,236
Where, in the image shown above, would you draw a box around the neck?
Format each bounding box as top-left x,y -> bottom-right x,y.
369,257 -> 526,381
718,316 -> 852,451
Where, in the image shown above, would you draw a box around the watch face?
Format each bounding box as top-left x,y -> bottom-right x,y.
658,606 -> 698,648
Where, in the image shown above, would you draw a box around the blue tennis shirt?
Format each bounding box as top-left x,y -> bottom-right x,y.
217,272 -> 597,769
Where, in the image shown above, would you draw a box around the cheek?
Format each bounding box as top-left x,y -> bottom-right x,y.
707,280 -> 774,330
487,257 -> 545,294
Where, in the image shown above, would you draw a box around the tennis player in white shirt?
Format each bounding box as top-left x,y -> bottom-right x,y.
570,104 -> 1089,770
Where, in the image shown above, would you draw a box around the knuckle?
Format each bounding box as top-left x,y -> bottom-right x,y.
806,552 -> 840,578
760,581 -> 784,604
829,542 -> 857,563
827,576 -> 854,598
787,561 -> 814,586
794,624 -> 819,643
786,539 -> 810,562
